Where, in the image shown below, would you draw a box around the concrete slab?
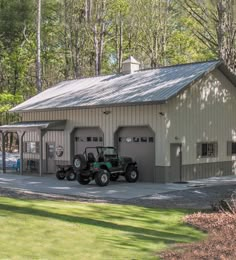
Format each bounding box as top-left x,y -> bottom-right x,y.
0,173 -> 236,200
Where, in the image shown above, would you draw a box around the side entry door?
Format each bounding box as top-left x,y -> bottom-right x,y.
170,143 -> 182,182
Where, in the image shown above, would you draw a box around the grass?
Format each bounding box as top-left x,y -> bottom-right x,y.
0,197 -> 206,260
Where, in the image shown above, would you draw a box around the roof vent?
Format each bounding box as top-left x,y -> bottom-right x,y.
122,56 -> 140,74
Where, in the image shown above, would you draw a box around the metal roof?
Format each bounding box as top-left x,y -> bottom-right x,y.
0,120 -> 66,132
11,60 -> 224,112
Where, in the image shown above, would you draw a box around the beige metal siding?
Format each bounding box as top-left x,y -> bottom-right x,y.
23,131 -> 66,161
23,132 -> 40,160
165,69 -> 236,169
44,131 -> 66,161
21,104 -> 165,165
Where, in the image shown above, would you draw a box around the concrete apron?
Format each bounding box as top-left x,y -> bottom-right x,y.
0,173 -> 236,200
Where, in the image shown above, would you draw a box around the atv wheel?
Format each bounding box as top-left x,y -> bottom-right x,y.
95,170 -> 110,187
73,154 -> 87,172
66,168 -> 76,181
77,175 -> 90,185
56,170 -> 66,180
125,166 -> 139,183
110,173 -> 119,181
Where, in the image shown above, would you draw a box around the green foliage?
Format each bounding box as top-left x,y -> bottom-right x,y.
0,0 -> 228,116
166,16 -> 217,64
0,93 -> 23,113
0,0 -> 34,45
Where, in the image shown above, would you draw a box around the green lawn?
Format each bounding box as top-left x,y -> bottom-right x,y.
0,197 -> 205,260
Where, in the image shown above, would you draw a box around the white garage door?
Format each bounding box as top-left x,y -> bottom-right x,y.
74,127 -> 104,156
116,126 -> 155,182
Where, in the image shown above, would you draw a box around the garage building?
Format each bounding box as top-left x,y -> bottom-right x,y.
1,57 -> 236,183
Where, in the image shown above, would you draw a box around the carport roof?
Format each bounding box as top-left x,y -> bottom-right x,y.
10,60 -> 236,112
0,120 -> 66,132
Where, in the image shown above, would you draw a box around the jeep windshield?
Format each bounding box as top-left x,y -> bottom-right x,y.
97,147 -> 117,156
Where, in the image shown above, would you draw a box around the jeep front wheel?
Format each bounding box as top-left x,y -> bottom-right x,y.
95,170 -> 110,186
125,166 -> 139,183
77,175 -> 90,185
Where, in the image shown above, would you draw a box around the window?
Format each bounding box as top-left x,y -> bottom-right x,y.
93,137 -> 98,142
99,137 -> 103,142
197,142 -> 218,158
125,137 -> 132,143
87,137 -> 92,142
227,141 -> 236,155
232,143 -> 236,154
133,137 -> 139,142
141,137 -> 147,142
75,137 -> 85,142
24,142 -> 39,154
149,137 -> 154,143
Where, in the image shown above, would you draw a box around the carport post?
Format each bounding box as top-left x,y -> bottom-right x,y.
39,130 -> 45,177
17,131 -> 25,175
1,131 -> 6,173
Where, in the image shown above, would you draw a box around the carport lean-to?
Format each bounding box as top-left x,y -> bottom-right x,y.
0,120 -> 66,176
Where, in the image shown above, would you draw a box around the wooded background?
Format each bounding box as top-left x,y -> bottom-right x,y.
0,0 -> 235,125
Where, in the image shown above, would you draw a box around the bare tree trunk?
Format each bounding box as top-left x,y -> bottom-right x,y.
118,17 -> 123,73
94,24 -> 99,76
75,31 -> 80,78
116,23 -> 119,70
36,0 -> 42,93
217,0 -> 236,71
91,0 -> 107,76
217,1 -> 227,60
85,0 -> 88,21
98,22 -> 105,75
64,0 -> 70,79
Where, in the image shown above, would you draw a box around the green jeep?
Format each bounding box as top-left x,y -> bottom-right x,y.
72,146 -> 139,187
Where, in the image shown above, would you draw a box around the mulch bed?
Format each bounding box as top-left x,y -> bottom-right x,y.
160,211 -> 236,260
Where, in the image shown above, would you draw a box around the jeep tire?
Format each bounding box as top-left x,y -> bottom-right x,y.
95,170 -> 110,186
125,166 -> 139,183
56,170 -> 66,180
73,154 -> 87,172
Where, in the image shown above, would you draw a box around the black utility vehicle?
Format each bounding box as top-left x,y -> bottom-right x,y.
56,165 -> 76,181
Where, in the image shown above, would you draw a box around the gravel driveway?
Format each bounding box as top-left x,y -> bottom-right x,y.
0,180 -> 235,210
132,183 -> 236,209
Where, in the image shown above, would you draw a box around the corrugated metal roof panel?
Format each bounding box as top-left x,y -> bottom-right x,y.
0,120 -> 66,131
11,60 -> 221,112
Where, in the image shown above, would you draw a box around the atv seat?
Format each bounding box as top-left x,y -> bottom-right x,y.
87,152 -> 96,163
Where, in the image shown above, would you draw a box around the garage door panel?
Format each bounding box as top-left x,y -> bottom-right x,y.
117,127 -> 155,182
74,128 -> 104,156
